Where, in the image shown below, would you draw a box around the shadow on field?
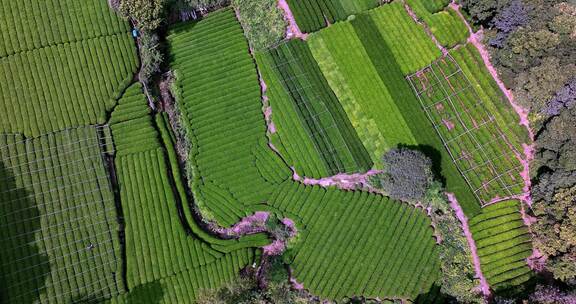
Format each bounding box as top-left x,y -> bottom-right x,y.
126,281 -> 165,303
0,161 -> 49,303
414,283 -> 455,304
398,144 -> 446,186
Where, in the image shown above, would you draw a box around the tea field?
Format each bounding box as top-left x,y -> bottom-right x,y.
0,0 -> 536,303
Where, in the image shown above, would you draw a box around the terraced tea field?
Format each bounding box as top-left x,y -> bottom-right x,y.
0,0 -> 537,303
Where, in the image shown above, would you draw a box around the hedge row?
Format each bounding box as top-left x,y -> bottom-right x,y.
469,200 -> 533,290
451,44 -> 530,151
0,34 -> 138,136
256,39 -> 372,177
286,0 -> 380,33
0,126 -> 122,303
270,182 -> 440,300
0,0 -> 129,57
111,86 -> 269,288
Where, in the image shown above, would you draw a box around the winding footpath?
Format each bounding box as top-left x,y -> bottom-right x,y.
447,194 -> 491,298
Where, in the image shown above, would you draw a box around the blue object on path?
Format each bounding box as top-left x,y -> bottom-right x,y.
132,29 -> 139,38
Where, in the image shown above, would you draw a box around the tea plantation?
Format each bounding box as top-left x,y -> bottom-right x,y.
0,0 -> 538,303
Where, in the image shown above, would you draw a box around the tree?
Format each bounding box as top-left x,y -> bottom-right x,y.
489,0 -> 530,48
371,148 -> 433,201
534,105 -> 576,173
233,0 -> 286,51
118,0 -> 166,31
138,32 -> 163,84
532,185 -> 576,285
514,57 -> 575,114
460,0 -> 507,25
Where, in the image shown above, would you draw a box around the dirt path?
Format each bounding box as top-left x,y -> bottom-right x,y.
403,1 -> 449,56
277,0 -> 308,40
447,193 -> 491,299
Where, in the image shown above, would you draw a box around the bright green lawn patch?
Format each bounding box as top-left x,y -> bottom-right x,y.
406,0 -> 469,48
368,2 -> 442,74
308,21 -> 418,166
286,0 -> 380,33
256,39 -> 372,177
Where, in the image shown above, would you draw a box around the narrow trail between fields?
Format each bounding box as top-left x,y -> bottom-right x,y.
403,1 -> 449,56
447,193 -> 491,299
278,0 -> 309,40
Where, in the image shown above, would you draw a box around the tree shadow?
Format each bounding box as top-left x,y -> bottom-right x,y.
126,281 -> 165,304
397,144 -> 446,186
414,283 -> 456,304
0,161 -> 50,303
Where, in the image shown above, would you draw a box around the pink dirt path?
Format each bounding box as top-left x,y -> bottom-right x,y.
447,193 -> 491,298
404,2 -> 449,56
300,169 -> 383,190
277,0 -> 308,40
216,211 -> 270,236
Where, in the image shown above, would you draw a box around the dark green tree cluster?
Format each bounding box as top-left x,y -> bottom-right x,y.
118,0 -> 167,31
233,0 -> 286,51
371,148 -> 434,202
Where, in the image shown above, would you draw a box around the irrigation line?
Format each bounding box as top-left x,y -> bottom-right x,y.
0,196 -> 115,232
455,132 -> 506,162
272,46 -> 359,173
423,84 -> 472,109
7,250 -> 119,301
407,69 -> 483,204
0,139 -> 112,175
1,207 -> 115,245
0,171 -> 106,206
0,125 -> 109,151
0,133 -> 111,163
1,227 -> 116,266
3,241 -> 116,284
0,147 -> 111,183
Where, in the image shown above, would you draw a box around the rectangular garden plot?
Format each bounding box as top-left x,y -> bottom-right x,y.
0,126 -> 122,303
407,56 -> 523,205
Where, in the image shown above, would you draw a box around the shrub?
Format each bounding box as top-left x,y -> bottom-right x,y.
138,32 -> 164,84
372,148 -> 433,201
119,0 -> 167,30
233,0 -> 286,51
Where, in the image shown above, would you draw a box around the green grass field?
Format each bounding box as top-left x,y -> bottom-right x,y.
286,0 -> 380,32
